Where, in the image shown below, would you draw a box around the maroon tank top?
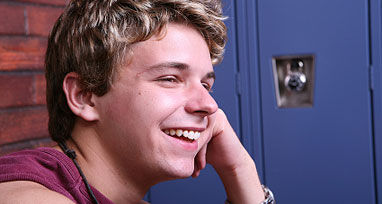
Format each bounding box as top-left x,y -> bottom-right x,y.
0,147 -> 114,204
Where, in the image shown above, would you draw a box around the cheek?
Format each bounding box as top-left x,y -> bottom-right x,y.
135,89 -> 184,120
102,87 -> 186,134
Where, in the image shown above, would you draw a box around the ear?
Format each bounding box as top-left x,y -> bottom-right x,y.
63,72 -> 99,121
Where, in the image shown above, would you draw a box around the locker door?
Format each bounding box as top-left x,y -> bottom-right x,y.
149,0 -> 240,203
257,0 -> 376,203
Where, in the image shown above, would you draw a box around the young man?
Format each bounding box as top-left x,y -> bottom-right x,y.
0,0 -> 274,203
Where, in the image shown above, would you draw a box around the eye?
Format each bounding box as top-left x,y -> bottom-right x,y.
202,82 -> 213,93
157,76 -> 179,83
155,75 -> 183,88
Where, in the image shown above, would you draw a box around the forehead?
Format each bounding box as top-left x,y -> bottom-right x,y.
125,23 -> 214,73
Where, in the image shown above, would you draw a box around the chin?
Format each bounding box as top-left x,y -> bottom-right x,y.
162,160 -> 195,180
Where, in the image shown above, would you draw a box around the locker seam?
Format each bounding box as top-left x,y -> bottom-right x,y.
367,0 -> 379,203
253,0 -> 267,185
232,0 -> 243,142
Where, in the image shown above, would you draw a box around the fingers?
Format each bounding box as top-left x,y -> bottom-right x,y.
192,144 -> 208,178
191,109 -> 227,178
197,144 -> 207,170
191,162 -> 200,178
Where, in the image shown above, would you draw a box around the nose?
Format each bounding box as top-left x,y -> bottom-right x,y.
184,84 -> 218,117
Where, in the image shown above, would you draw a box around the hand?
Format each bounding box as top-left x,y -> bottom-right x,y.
192,109 -> 265,204
192,109 -> 252,177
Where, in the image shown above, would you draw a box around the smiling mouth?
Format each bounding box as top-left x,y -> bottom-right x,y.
163,129 -> 201,143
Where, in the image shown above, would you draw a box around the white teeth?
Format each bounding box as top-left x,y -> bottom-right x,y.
188,131 -> 194,139
164,129 -> 201,140
194,132 -> 200,140
176,129 -> 183,137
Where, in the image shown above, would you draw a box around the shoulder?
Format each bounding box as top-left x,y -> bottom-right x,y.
0,148 -> 81,204
0,181 -> 76,204
0,148 -> 79,189
0,148 -> 69,172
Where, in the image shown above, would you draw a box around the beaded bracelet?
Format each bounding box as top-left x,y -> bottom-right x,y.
225,185 -> 275,204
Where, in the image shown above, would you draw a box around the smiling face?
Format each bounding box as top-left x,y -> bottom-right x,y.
93,23 -> 218,182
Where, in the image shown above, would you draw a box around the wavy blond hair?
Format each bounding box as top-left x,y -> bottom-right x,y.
45,0 -> 227,142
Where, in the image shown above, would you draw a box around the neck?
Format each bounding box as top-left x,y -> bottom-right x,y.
55,122 -> 153,204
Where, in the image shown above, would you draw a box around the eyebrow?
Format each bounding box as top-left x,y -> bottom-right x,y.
148,62 -> 189,70
148,62 -> 216,80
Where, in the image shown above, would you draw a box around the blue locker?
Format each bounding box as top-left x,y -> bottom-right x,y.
254,0 -> 376,203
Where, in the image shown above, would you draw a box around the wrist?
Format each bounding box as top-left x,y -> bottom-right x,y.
216,159 -> 265,204
213,149 -> 255,176
225,185 -> 275,204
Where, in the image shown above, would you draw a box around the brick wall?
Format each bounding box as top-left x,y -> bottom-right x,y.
0,0 -> 67,155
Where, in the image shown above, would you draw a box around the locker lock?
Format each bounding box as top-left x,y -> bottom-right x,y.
272,55 -> 315,108
284,59 -> 307,92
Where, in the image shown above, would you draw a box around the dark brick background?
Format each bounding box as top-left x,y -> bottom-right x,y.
0,0 -> 68,155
